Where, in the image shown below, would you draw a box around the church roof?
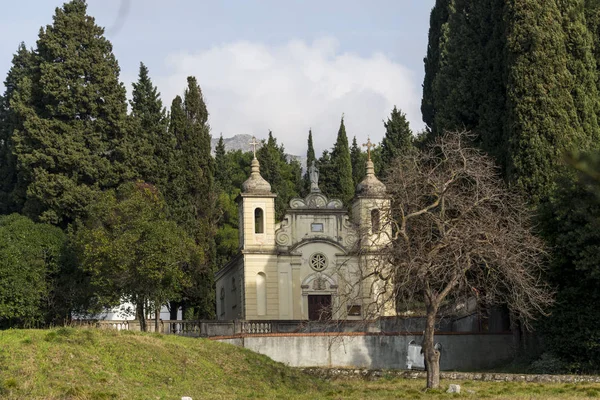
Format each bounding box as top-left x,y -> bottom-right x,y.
355,159 -> 387,197
242,157 -> 272,195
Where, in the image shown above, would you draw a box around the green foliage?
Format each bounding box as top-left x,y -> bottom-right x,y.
506,0 -> 598,202
380,106 -> 413,176
163,77 -> 216,319
422,0 -> 600,201
0,43 -> 33,214
350,136 -> 366,188
0,214 -> 66,328
303,129 -> 317,195
421,0 -> 451,133
538,164 -> 600,371
73,182 -> 196,323
10,0 -> 128,226
257,132 -> 302,219
124,62 -> 170,187
321,117 -> 354,205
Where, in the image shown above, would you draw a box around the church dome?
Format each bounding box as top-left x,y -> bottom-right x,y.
356,160 -> 386,197
242,158 -> 272,194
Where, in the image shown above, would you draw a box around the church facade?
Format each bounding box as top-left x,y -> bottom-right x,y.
215,140 -> 395,321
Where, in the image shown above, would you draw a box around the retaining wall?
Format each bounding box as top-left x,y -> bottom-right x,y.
216,332 -> 515,371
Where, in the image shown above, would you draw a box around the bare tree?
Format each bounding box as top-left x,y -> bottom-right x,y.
364,131 -> 553,389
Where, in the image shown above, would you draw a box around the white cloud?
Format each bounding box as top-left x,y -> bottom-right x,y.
157,37 -> 423,156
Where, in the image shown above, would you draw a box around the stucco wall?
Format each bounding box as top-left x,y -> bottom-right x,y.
218,333 -> 514,371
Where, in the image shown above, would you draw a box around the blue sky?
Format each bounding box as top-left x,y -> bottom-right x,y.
0,0 -> 435,155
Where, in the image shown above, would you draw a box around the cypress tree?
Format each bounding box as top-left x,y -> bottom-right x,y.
380,106 -> 413,175
11,0 -> 128,226
328,117 -> 354,205
350,136 -> 365,188
127,62 -> 169,187
317,150 -> 335,196
0,43 -> 33,214
257,131 -> 301,219
505,0 -> 581,202
303,129 -> 316,194
214,134 -> 229,189
421,0 -> 452,134
559,0 -> 600,146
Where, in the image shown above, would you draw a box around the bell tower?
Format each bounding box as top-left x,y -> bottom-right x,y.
239,137 -> 277,250
351,138 -> 390,249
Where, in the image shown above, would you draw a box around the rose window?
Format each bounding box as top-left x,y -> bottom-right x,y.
309,253 -> 328,271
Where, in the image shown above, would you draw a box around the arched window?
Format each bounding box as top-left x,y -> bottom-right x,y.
371,209 -> 380,233
254,208 -> 264,234
256,272 -> 267,316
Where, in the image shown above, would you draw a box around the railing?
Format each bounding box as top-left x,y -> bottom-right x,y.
71,319 -> 381,336
242,321 -> 272,334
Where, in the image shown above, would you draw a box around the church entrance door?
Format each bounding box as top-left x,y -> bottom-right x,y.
308,295 -> 332,321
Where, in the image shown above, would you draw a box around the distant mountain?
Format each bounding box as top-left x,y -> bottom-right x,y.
211,134 -> 307,171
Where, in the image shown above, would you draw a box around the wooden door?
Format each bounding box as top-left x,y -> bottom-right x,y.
308,295 -> 332,321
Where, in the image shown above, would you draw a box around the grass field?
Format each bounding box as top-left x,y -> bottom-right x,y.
0,328 -> 598,399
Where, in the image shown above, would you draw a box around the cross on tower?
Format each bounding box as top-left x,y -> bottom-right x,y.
249,136 -> 259,158
362,137 -> 375,161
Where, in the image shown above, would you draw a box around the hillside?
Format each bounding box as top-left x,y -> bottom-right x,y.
0,328 -> 325,400
2,328 -> 599,400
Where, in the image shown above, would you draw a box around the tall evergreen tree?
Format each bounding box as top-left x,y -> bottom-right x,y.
257,131 -> 302,219
175,77 -> 216,319
559,0 -> 600,146
126,62 -> 170,187
505,0 -> 582,202
0,43 -> 33,214
317,150 -> 335,196
214,134 -> 229,189
303,129 -> 317,195
380,106 -> 413,175
11,0 -> 128,226
421,0 -> 451,133
350,136 -> 366,188
327,117 -> 354,205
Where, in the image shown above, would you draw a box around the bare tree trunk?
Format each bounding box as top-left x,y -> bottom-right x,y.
154,301 -> 160,333
137,301 -> 147,332
423,303 -> 441,389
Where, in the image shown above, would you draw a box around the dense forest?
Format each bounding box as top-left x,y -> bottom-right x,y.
1,0 -> 599,373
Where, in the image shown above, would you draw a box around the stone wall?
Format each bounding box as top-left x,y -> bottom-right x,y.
215,332 -> 515,371
300,368 -> 600,383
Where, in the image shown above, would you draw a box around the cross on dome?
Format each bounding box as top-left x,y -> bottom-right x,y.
362,137 -> 375,161
249,136 -> 259,158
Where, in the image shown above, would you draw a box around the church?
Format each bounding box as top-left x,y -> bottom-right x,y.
215,138 -> 396,321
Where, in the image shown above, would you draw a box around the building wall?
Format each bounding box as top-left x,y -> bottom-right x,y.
243,253 -> 279,319
218,333 -> 515,371
216,259 -> 243,320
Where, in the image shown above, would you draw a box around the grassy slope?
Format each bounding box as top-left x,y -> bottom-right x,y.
0,328 -> 325,400
0,328 -> 599,400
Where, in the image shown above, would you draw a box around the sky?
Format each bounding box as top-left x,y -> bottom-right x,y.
0,0 -> 435,156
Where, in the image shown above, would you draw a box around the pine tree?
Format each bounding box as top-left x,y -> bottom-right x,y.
328,117 -> 354,205
303,129 -> 317,195
11,0 -> 128,226
350,136 -> 366,188
380,106 -> 413,175
0,43 -> 33,214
